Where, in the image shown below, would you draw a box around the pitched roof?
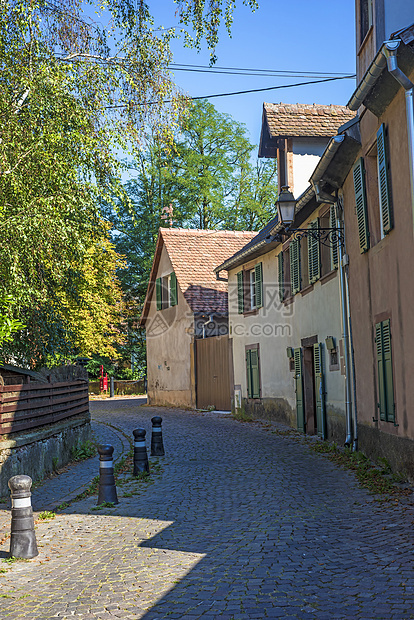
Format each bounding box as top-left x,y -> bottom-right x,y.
263,103 -> 356,138
140,228 -> 257,324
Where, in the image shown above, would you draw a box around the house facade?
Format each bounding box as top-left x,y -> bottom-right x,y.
216,104 -> 356,441
140,228 -> 256,409
289,4 -> 414,476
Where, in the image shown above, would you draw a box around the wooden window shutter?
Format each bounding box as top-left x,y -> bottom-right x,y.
290,238 -> 301,295
307,220 -> 320,284
353,158 -> 370,253
330,205 -> 339,270
237,271 -> 244,314
313,343 -> 326,439
246,349 -> 252,398
375,322 -> 386,421
382,319 -> 395,422
294,348 -> 305,432
156,277 -> 162,310
377,124 -> 393,235
254,263 -> 263,308
278,252 -> 284,302
170,272 -> 178,306
250,348 -> 261,398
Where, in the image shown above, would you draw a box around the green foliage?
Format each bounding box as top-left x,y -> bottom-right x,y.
0,296 -> 25,357
91,501 -> 116,511
38,511 -> 56,521
71,440 -> 96,461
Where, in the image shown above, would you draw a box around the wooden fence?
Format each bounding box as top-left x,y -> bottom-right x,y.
0,380 -> 89,436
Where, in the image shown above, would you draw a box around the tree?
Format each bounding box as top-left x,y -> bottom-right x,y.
163,100 -> 278,229
0,0 -> 258,367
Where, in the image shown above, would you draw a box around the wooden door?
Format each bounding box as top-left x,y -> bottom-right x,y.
196,335 -> 231,411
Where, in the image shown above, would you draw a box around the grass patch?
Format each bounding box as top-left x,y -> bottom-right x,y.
309,441 -> 411,498
71,440 -> 96,462
91,501 -> 116,511
37,511 -> 56,521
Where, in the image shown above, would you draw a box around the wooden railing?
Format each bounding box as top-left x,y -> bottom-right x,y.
0,380 -> 89,436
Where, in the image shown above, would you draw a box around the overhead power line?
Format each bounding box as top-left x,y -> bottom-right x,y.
169,63 -> 355,79
104,75 -> 355,109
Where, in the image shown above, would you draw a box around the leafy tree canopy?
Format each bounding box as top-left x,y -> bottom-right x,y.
0,0 -> 258,368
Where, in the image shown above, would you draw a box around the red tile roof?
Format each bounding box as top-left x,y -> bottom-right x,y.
163,228 -> 256,314
263,102 -> 355,138
140,228 -> 257,324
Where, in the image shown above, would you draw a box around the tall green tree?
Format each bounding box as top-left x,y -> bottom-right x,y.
0,0 -> 258,367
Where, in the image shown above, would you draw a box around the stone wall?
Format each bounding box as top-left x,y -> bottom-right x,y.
0,413 -> 91,497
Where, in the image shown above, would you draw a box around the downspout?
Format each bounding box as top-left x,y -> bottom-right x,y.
382,41 -> 414,229
336,202 -> 354,448
312,183 -> 354,447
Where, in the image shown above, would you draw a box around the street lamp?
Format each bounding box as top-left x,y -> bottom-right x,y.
274,185 -> 343,248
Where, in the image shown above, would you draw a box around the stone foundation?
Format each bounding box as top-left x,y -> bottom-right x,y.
0,413 -> 91,497
357,423 -> 414,483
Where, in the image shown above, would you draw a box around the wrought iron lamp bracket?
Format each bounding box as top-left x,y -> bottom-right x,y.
281,227 -> 344,249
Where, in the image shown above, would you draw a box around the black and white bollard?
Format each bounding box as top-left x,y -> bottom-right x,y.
133,428 -> 150,475
8,475 -> 38,559
151,416 -> 165,456
97,445 -> 119,505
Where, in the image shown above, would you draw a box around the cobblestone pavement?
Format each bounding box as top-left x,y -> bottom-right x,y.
0,397 -> 413,620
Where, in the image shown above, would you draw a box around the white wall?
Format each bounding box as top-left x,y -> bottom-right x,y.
291,138 -> 328,198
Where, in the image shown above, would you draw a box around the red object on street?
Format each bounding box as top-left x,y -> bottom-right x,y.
99,367 -> 108,392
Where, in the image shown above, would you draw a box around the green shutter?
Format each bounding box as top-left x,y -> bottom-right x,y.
330,205 -> 339,270
382,319 -> 395,422
308,219 -> 320,284
246,349 -> 252,398
170,272 -> 177,306
353,158 -> 370,253
376,320 -> 394,422
278,252 -> 284,302
255,262 -> 263,308
290,238 -> 301,295
377,124 -> 393,235
314,342 -> 326,439
237,271 -> 244,314
250,348 -> 261,398
156,277 -> 162,310
294,348 -> 305,432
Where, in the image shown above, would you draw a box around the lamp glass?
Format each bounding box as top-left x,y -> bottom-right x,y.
276,186 -> 296,226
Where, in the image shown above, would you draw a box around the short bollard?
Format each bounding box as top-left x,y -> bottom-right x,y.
97,445 -> 119,505
133,428 -> 150,475
151,416 -> 165,456
8,475 -> 38,559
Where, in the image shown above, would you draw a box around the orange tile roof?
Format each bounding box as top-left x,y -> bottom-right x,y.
162,228 -> 257,314
140,228 -> 257,324
263,102 -> 355,138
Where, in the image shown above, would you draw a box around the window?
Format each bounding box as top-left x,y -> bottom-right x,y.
156,272 -> 177,310
246,345 -> 261,399
237,263 -> 263,314
278,247 -> 291,302
353,125 -> 393,252
375,319 -> 395,423
360,0 -> 373,45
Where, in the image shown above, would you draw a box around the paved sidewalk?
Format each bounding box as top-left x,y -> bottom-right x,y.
0,400 -> 139,540
0,398 -> 413,620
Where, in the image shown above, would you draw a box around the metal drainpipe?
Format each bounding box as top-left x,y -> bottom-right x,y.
336,203 -> 353,447
383,41 -> 414,225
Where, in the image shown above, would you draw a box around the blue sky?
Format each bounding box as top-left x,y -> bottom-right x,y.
149,0 -> 357,148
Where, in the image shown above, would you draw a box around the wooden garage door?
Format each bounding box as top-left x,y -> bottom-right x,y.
196,335 -> 231,411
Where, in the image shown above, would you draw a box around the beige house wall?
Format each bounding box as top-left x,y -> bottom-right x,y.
342,70 -> 414,476
145,245 -> 196,408
229,208 -> 346,436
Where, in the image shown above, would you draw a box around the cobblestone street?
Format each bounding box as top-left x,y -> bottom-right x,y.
0,397 -> 413,620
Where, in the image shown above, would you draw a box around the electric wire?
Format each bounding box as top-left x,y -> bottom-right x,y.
104,75 -> 355,109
